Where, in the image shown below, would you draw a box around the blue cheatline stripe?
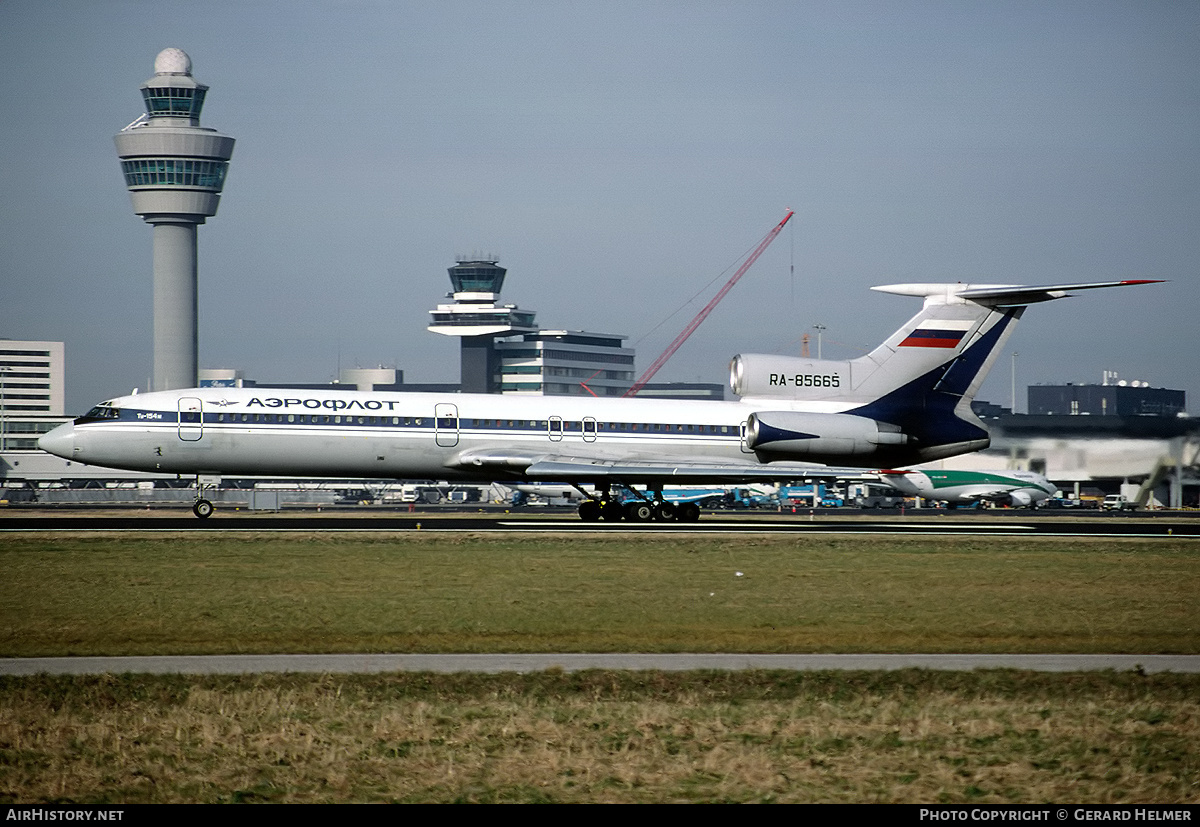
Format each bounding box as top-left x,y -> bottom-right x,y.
86,413 -> 747,442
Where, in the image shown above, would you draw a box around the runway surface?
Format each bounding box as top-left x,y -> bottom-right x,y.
4,653 -> 1199,676
3,511 -> 1199,536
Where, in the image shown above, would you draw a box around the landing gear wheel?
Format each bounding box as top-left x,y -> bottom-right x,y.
677,502 -> 701,523
623,501 -> 653,522
578,500 -> 602,522
193,499 -> 214,519
653,502 -> 678,522
601,501 -> 624,521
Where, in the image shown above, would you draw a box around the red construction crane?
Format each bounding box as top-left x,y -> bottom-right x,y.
624,209 -> 795,397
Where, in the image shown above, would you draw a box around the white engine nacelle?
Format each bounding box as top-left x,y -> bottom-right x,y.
730,353 -> 855,399
1007,489 -> 1035,508
745,411 -> 908,459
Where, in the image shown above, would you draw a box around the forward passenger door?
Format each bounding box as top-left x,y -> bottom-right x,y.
434,403 -> 459,447
178,397 -> 203,442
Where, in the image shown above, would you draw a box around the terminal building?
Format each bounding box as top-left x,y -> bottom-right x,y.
1028,380 -> 1186,418
497,331 -> 634,397
0,340 -> 66,451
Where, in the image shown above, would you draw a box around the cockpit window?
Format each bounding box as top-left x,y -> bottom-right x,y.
81,404 -> 120,420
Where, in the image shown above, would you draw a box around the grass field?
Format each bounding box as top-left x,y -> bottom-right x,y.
2,528 -> 1198,803
1,531 -> 1197,656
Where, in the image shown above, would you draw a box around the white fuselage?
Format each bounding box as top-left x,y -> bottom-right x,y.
39,280 -> 1157,496
42,387 -> 870,481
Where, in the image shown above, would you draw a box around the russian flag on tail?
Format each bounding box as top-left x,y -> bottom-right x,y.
899,319 -> 974,348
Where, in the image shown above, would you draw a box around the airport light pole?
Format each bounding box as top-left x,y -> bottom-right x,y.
1011,351 -> 1019,414
813,324 -> 826,360
0,366 -> 8,451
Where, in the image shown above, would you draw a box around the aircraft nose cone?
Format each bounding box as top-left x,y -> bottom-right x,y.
38,422 -> 76,459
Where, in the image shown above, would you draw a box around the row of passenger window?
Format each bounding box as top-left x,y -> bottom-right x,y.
216,413 -> 421,425
208,412 -> 734,435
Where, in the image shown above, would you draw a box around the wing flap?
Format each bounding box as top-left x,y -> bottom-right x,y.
526,459 -> 857,482
450,450 -> 866,483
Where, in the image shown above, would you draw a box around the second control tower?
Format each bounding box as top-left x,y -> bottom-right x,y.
427,259 -> 539,393
114,48 -> 234,391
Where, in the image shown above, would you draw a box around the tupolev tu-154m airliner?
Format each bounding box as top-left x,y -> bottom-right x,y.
39,279 -> 1160,520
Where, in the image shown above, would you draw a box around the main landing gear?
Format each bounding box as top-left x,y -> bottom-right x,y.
576,485 -> 701,523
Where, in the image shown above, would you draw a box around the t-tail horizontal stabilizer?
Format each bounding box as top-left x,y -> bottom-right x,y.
872,279 -> 1164,306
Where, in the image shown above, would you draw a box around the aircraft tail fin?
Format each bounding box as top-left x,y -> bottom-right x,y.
848,280 -> 1161,459
732,279 -> 1161,462
854,279 -> 1163,405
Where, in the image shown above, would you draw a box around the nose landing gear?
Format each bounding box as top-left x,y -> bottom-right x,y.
192,474 -> 221,519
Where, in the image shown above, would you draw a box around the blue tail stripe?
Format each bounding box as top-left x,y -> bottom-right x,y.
849,311 -> 1015,446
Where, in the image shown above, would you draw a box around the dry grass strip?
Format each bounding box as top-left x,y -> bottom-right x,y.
2,671 -> 1196,803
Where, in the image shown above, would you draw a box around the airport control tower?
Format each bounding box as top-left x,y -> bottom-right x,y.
114,48 -> 234,391
427,259 -> 539,393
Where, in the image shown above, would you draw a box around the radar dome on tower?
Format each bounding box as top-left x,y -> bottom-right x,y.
153,48 -> 192,76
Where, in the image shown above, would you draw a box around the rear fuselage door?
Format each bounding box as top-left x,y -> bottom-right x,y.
435,403 -> 459,447
178,397 -> 203,441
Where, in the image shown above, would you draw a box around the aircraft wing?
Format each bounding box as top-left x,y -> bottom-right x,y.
973,488 -> 1023,503
448,448 -> 868,483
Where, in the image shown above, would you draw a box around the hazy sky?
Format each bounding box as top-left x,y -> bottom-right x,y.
2,0 -> 1197,414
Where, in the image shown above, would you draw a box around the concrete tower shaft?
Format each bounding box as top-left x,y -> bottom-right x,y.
114,48 -> 234,391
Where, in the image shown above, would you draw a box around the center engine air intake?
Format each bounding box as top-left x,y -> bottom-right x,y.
745,411 -> 908,459
730,354 -> 854,399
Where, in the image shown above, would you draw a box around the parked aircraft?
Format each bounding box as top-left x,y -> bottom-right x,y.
875,468 -> 1056,508
38,279 -> 1158,521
